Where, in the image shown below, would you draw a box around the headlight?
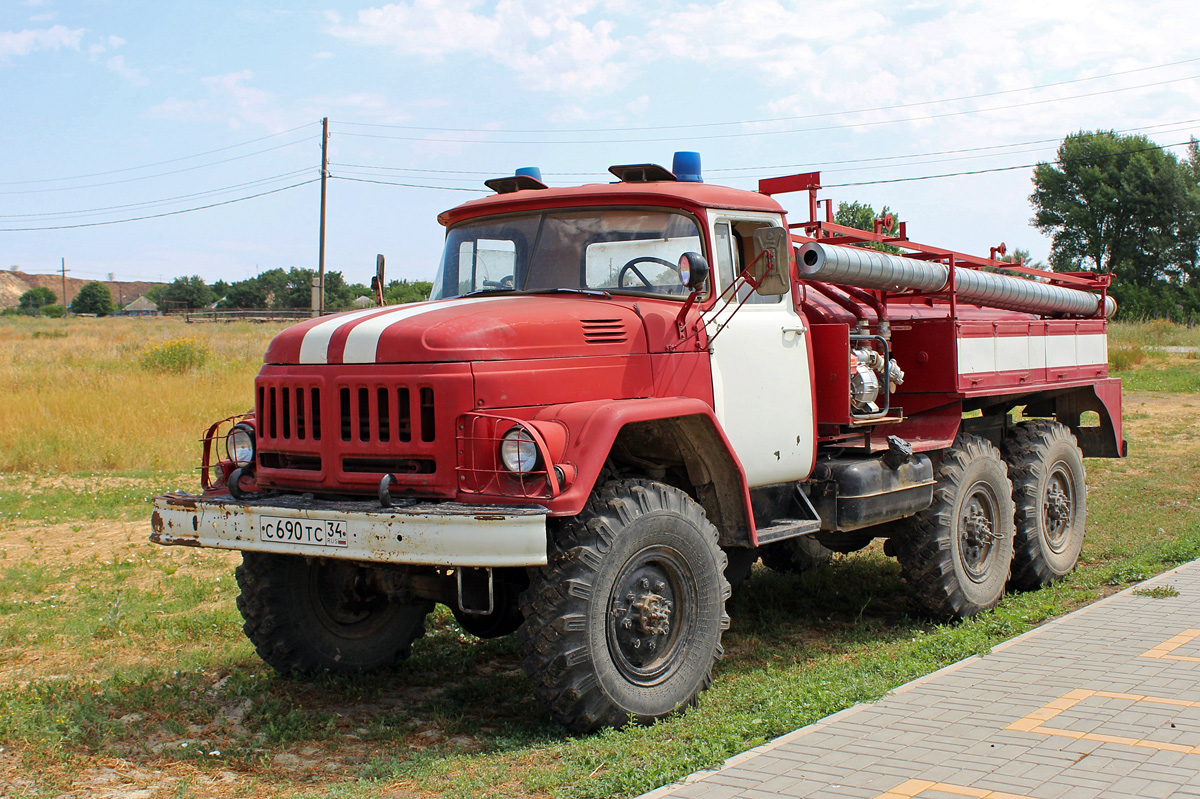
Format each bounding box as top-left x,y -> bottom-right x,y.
499,427 -> 539,474
227,424 -> 255,467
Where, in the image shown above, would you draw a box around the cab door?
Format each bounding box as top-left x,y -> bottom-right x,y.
705,215 -> 815,487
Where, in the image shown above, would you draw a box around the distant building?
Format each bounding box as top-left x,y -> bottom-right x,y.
121,295 -> 160,316
352,295 -> 377,309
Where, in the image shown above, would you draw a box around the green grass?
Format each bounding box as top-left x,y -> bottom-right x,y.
1111,359 -> 1200,392
0,470 -> 193,527
1,387 -> 1199,797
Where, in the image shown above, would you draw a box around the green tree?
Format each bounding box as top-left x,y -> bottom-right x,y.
384,279 -> 433,304
834,201 -> 903,254
160,276 -> 216,310
218,276 -> 270,309
1031,131 -> 1200,320
18,286 -> 56,315
70,282 -> 116,316
1031,130 -> 1200,285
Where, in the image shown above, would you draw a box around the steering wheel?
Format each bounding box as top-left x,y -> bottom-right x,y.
617,257 -> 679,289
482,274 -> 514,289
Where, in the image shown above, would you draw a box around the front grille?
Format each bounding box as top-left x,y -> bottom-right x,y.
582,318 -> 628,344
258,385 -> 322,442
255,371 -> 452,494
338,385 -> 435,444
342,457 -> 436,474
260,452 -> 322,471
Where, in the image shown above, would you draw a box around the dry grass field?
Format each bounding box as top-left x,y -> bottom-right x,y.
1,315 -> 1199,799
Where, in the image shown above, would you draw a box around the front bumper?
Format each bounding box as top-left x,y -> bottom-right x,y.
150,492 -> 548,567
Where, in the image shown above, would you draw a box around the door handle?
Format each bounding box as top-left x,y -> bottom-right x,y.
781,324 -> 806,334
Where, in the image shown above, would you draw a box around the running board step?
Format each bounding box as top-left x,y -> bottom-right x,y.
755,488 -> 822,545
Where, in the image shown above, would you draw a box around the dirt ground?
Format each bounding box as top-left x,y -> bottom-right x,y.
2,390 -> 1197,798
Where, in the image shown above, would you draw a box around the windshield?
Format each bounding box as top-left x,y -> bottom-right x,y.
431,209 -> 704,300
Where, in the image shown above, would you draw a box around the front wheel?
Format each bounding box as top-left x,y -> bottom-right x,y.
894,434 -> 1016,620
519,479 -> 730,732
235,552 -> 433,674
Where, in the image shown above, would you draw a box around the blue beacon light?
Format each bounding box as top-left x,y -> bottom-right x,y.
672,151 -> 702,182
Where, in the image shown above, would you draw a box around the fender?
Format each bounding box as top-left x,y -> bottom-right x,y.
533,397 -> 757,546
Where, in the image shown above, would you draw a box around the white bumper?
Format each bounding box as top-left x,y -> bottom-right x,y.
150,493 -> 548,567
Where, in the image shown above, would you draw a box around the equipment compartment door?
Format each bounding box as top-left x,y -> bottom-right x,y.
707,216 -> 815,487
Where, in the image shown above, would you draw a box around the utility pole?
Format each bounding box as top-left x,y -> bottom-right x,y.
61,257 -> 67,312
318,116 -> 329,316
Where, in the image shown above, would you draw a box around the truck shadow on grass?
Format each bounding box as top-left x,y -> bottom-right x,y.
2,550 -> 919,784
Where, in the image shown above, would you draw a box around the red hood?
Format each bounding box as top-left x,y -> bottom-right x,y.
263,295 -> 650,365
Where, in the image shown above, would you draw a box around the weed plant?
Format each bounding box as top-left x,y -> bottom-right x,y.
138,336 -> 210,373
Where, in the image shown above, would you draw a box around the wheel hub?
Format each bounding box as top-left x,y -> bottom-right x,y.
607,547 -> 695,685
1043,467 -> 1075,552
630,590 -> 673,636
960,484 -> 1002,582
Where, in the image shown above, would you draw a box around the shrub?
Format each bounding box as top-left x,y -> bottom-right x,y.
1109,344 -> 1146,371
139,337 -> 210,373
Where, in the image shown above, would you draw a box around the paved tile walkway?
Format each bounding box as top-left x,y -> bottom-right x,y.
640,561 -> 1200,799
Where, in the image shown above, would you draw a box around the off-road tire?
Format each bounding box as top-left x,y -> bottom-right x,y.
894,434 -> 1016,620
235,552 -> 433,674
518,479 -> 731,733
759,535 -> 833,574
1002,421 -> 1087,590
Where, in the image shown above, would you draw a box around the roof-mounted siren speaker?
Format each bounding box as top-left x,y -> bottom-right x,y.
485,166 -> 548,194
672,151 -> 702,182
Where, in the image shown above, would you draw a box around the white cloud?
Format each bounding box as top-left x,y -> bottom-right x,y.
328,0 -> 630,94
107,54 -> 148,86
147,70 -> 288,131
0,25 -> 83,63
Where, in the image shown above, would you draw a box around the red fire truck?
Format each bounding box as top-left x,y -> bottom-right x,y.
151,153 -> 1124,732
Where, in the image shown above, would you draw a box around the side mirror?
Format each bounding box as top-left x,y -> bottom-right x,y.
678,252 -> 710,291
750,227 -> 790,295
373,254 -> 386,306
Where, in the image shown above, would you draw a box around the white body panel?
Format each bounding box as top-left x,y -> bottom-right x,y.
957,333 -> 1107,375
151,495 -> 548,567
705,212 -> 815,487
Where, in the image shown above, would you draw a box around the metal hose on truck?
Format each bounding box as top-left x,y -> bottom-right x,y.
796,241 -> 1116,318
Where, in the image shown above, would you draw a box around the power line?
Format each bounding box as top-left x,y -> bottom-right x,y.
0,121 -> 319,186
332,175 -> 488,193
819,138 -> 1199,188
330,120 -> 1198,188
337,74 -> 1200,146
0,169 -> 316,219
0,136 -> 318,196
0,179 -> 319,232
335,56 -> 1200,134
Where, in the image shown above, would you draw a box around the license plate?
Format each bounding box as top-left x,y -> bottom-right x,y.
258,516 -> 349,547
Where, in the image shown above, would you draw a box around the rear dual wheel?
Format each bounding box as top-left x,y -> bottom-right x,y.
1003,421 -> 1087,590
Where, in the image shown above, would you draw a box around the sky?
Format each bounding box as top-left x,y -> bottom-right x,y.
3,0 -> 1200,290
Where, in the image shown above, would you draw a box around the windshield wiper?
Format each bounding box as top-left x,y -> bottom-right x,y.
525,288 -> 612,298
459,287 -> 612,299
461,287 -> 517,298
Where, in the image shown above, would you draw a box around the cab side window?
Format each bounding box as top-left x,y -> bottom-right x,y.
714,222 -> 737,296
732,220 -> 783,305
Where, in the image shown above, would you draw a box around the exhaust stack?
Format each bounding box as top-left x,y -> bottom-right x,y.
797,242 -> 1116,319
